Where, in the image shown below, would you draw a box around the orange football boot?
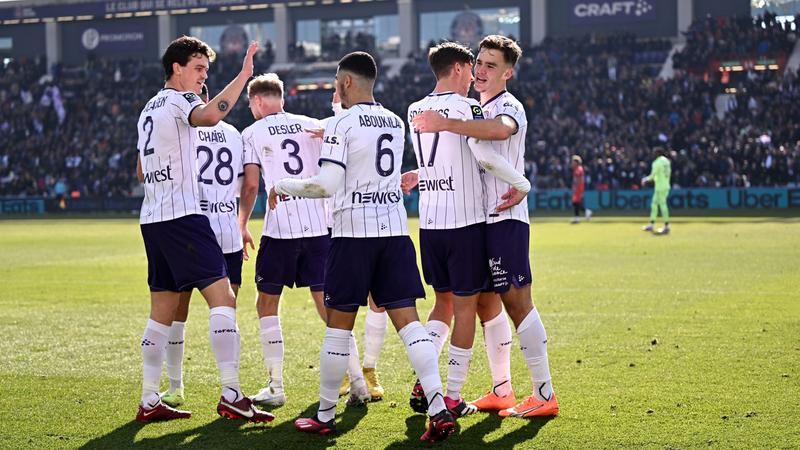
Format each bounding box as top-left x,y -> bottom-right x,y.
499,394 -> 559,418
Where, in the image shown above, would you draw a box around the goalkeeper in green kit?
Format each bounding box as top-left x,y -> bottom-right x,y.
641,147 -> 671,234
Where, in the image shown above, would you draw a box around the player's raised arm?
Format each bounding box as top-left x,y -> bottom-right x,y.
412,110 -> 517,141
190,41 -> 258,127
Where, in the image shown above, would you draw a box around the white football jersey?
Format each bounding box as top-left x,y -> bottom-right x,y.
137,88 -> 204,224
320,115 -> 338,230
320,102 -> 408,238
408,92 -> 486,229
194,121 -> 244,253
242,112 -> 328,239
481,90 -> 530,224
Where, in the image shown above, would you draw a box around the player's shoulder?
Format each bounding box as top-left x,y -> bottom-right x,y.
497,91 -> 524,111
218,120 -> 242,138
378,103 -> 403,121
163,88 -> 201,106
449,94 -> 483,119
286,111 -> 321,127
241,119 -> 261,138
327,108 -> 358,129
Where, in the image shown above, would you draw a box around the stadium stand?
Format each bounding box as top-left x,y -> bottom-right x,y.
1,15 -> 799,199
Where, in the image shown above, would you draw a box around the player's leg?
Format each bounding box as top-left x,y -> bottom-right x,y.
410,229 -> 453,413
645,192 -> 657,231
226,249 -> 244,299
295,308 -> 358,435
138,291 -> 188,422
362,296 -> 387,400
136,220 -> 191,422
445,292 -> 479,417
657,189 -> 670,234
166,215 -> 271,422
489,220 -> 558,418
251,236 -> 295,406
471,292 -> 516,411
571,201 -> 580,223
378,236 -> 454,442
387,305 -> 454,442
441,222 -> 493,416
311,289 -> 327,322
295,237 -> 368,435
162,291 -> 191,407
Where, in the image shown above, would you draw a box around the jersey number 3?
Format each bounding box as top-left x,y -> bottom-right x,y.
282,139 -> 303,175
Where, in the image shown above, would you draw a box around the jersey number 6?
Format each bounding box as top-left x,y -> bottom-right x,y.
375,134 -> 395,177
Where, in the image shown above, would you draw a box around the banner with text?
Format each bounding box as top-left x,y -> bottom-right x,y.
528,187 -> 800,211
569,0 -> 657,25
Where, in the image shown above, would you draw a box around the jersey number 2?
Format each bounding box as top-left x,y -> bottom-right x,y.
142,116 -> 155,156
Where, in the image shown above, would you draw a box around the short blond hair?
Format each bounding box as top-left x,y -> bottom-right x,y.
247,73 -> 284,98
572,155 -> 582,164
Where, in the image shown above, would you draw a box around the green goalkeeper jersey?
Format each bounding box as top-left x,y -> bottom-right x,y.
646,155 -> 671,190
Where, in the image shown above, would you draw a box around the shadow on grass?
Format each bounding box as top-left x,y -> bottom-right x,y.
382,412 -> 555,449
78,402 -> 369,449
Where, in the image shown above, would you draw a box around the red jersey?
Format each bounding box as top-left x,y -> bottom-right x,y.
572,165 -> 585,202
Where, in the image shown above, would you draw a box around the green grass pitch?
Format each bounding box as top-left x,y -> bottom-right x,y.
0,216 -> 798,449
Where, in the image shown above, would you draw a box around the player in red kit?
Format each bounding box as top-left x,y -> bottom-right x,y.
571,155 -> 591,224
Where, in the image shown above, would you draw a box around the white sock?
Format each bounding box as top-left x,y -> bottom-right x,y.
445,344 -> 472,400
318,327 -> 351,422
165,321 -> 186,392
209,306 -> 241,402
517,308 -> 553,401
399,321 -> 446,416
425,320 -> 450,358
482,312 -> 513,396
362,308 -> 387,369
259,315 -> 284,389
348,332 -> 365,388
141,319 -> 170,406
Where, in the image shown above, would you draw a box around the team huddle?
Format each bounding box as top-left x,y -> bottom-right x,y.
134,34 -> 557,443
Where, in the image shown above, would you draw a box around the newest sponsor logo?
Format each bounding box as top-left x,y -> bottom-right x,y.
419,176 -> 455,192
142,165 -> 174,184
351,190 -> 402,205
200,199 -> 237,214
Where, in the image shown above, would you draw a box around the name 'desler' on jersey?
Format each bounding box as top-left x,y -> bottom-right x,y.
268,123 -> 303,136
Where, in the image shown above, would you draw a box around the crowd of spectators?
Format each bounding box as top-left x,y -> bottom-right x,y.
1,15 -> 799,199
673,12 -> 798,72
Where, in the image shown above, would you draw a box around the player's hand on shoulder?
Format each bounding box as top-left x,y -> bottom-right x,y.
400,170 -> 419,195
305,127 -> 325,139
412,110 -> 447,133
241,41 -> 258,79
495,186 -> 526,213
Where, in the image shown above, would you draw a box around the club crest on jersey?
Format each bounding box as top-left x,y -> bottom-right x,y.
324,134 -> 342,146
471,105 -> 484,119
183,92 -> 199,104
